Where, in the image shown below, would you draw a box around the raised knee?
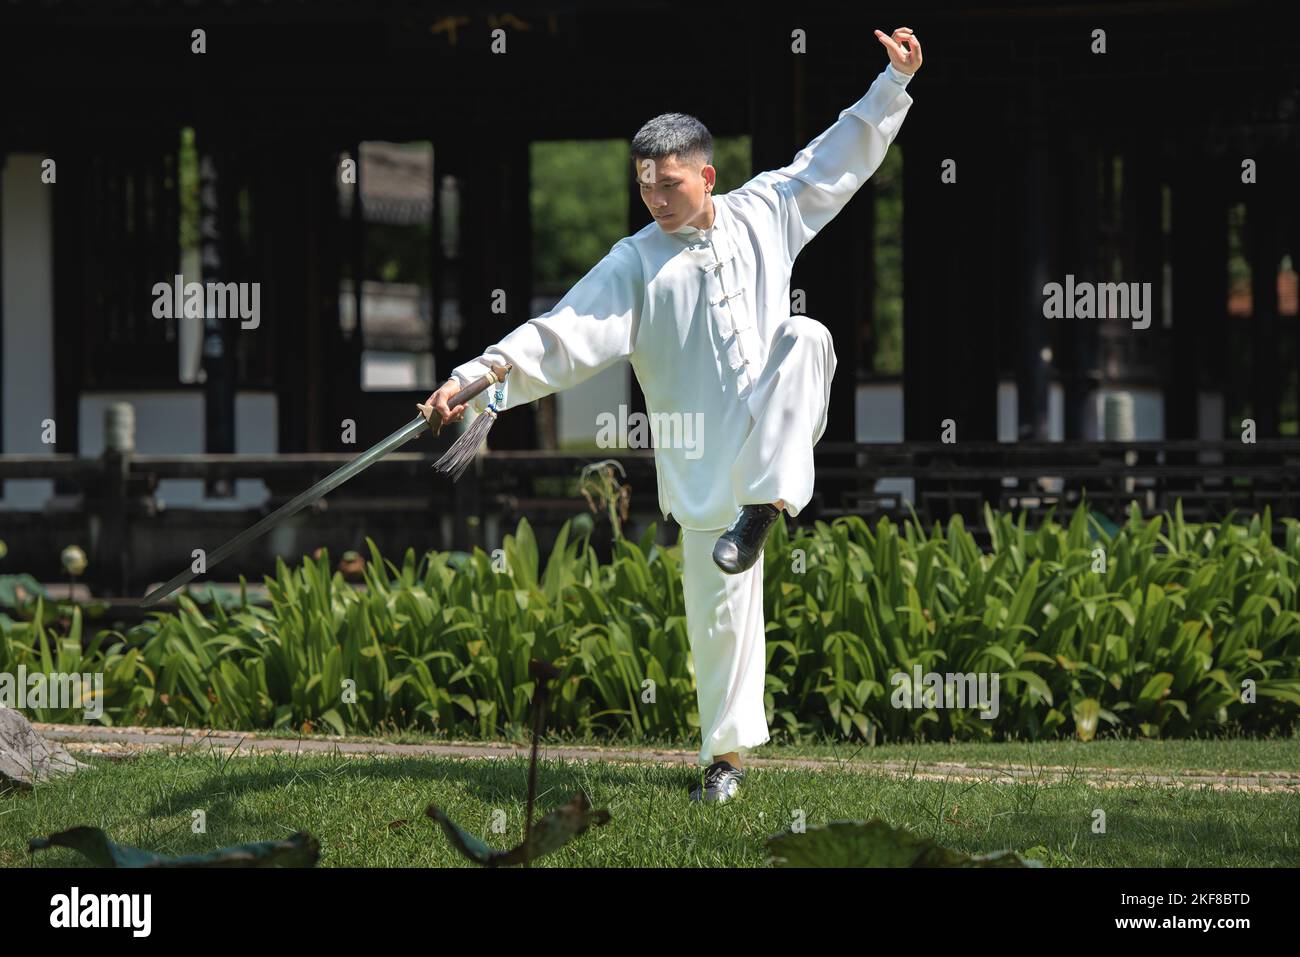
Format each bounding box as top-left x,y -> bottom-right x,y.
776,315 -> 831,346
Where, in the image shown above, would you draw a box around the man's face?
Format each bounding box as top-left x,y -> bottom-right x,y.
635,153 -> 716,232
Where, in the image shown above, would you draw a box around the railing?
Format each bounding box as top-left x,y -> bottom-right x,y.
1,440 -> 1297,598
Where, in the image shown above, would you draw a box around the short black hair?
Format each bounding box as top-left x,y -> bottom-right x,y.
630,112 -> 713,167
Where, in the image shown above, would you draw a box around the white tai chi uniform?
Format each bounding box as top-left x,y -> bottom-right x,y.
451,63 -> 914,765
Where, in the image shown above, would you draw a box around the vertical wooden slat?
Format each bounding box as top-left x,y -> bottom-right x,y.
1062,129 -> 1099,440
1133,140 -> 1163,396
1017,86 -> 1053,442
1249,154 -> 1280,437
1167,141 -> 1201,440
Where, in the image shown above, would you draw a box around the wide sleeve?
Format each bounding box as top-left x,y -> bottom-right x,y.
727,63 -> 913,263
448,239 -> 644,413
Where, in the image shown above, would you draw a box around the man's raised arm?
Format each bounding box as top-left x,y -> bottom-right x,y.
423,239 -> 644,425
728,27 -> 922,263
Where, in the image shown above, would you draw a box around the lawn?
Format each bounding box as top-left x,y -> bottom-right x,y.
345,727 -> 1300,773
4,738 -> 1297,868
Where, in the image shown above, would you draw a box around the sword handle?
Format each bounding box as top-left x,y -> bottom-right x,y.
427,362 -> 513,437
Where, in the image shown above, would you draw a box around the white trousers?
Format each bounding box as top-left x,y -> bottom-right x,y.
681,316 -> 837,765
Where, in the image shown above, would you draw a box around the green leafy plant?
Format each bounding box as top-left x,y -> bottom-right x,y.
3,502 -> 1297,744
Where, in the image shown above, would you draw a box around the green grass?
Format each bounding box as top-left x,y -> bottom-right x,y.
195,723 -> 1299,774
4,745 -> 1297,868
740,733 -> 1300,773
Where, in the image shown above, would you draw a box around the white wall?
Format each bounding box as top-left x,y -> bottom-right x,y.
1198,390 -> 1225,440
558,360 -> 631,448
854,382 -> 903,442
997,380 -> 1067,441
526,294 -> 634,450
1091,386 -> 1165,440
78,391 -> 277,508
998,380 -> 1018,441
855,381 -> 912,503
1,154 -> 56,509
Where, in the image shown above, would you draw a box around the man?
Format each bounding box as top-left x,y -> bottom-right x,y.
423,27 -> 921,802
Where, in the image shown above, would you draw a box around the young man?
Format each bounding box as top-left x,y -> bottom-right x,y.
423,28 -> 921,802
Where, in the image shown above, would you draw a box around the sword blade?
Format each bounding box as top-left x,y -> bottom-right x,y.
140,414 -> 431,607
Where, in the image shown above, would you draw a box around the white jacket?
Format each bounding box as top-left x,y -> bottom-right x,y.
451,63 -> 914,529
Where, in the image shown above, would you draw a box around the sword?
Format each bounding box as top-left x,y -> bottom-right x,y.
139,362 -> 512,607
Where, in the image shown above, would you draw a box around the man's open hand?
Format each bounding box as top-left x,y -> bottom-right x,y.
875,27 -> 922,75
417,378 -> 468,428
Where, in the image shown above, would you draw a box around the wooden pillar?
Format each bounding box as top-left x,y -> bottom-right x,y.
1015,87 -> 1053,442
505,133 -> 545,448
1249,154 -> 1280,438
52,148 -> 86,460
745,12 -> 797,181
788,62 -> 873,444
1168,145 -> 1220,439
942,113 -> 1001,445
901,104 -> 943,443
904,83 -> 1003,447
315,146 -> 349,454
266,144 -> 324,452
197,139 -> 237,474
854,171 -> 877,386
1284,161 -> 1300,437
1062,134 -> 1101,440
435,132 -> 482,393
1133,141 -> 1165,409
450,121 -> 536,450
1205,163 -> 1232,438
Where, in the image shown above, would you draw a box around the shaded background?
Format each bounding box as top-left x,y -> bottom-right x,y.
1,0 -> 1298,594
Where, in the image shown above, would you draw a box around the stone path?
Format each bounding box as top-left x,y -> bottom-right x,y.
31,722 -> 1300,792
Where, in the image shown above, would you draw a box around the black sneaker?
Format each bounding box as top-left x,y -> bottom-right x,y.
689,760 -> 745,803
712,504 -> 780,574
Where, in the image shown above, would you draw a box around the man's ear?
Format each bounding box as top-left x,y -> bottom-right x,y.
703,164 -> 717,192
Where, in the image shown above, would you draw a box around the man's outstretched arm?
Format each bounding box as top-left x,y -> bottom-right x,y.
423,239 -> 644,425
728,26 -> 923,263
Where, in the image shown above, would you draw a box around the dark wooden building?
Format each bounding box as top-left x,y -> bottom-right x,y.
2,1 -> 1299,591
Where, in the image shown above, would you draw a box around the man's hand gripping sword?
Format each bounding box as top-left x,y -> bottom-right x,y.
139,362 -> 512,607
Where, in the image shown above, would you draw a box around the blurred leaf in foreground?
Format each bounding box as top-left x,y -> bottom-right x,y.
28,827 -> 319,867
766,819 -> 1044,868
427,792 -> 610,867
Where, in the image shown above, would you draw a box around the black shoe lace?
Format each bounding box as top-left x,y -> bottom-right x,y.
704,762 -> 737,788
